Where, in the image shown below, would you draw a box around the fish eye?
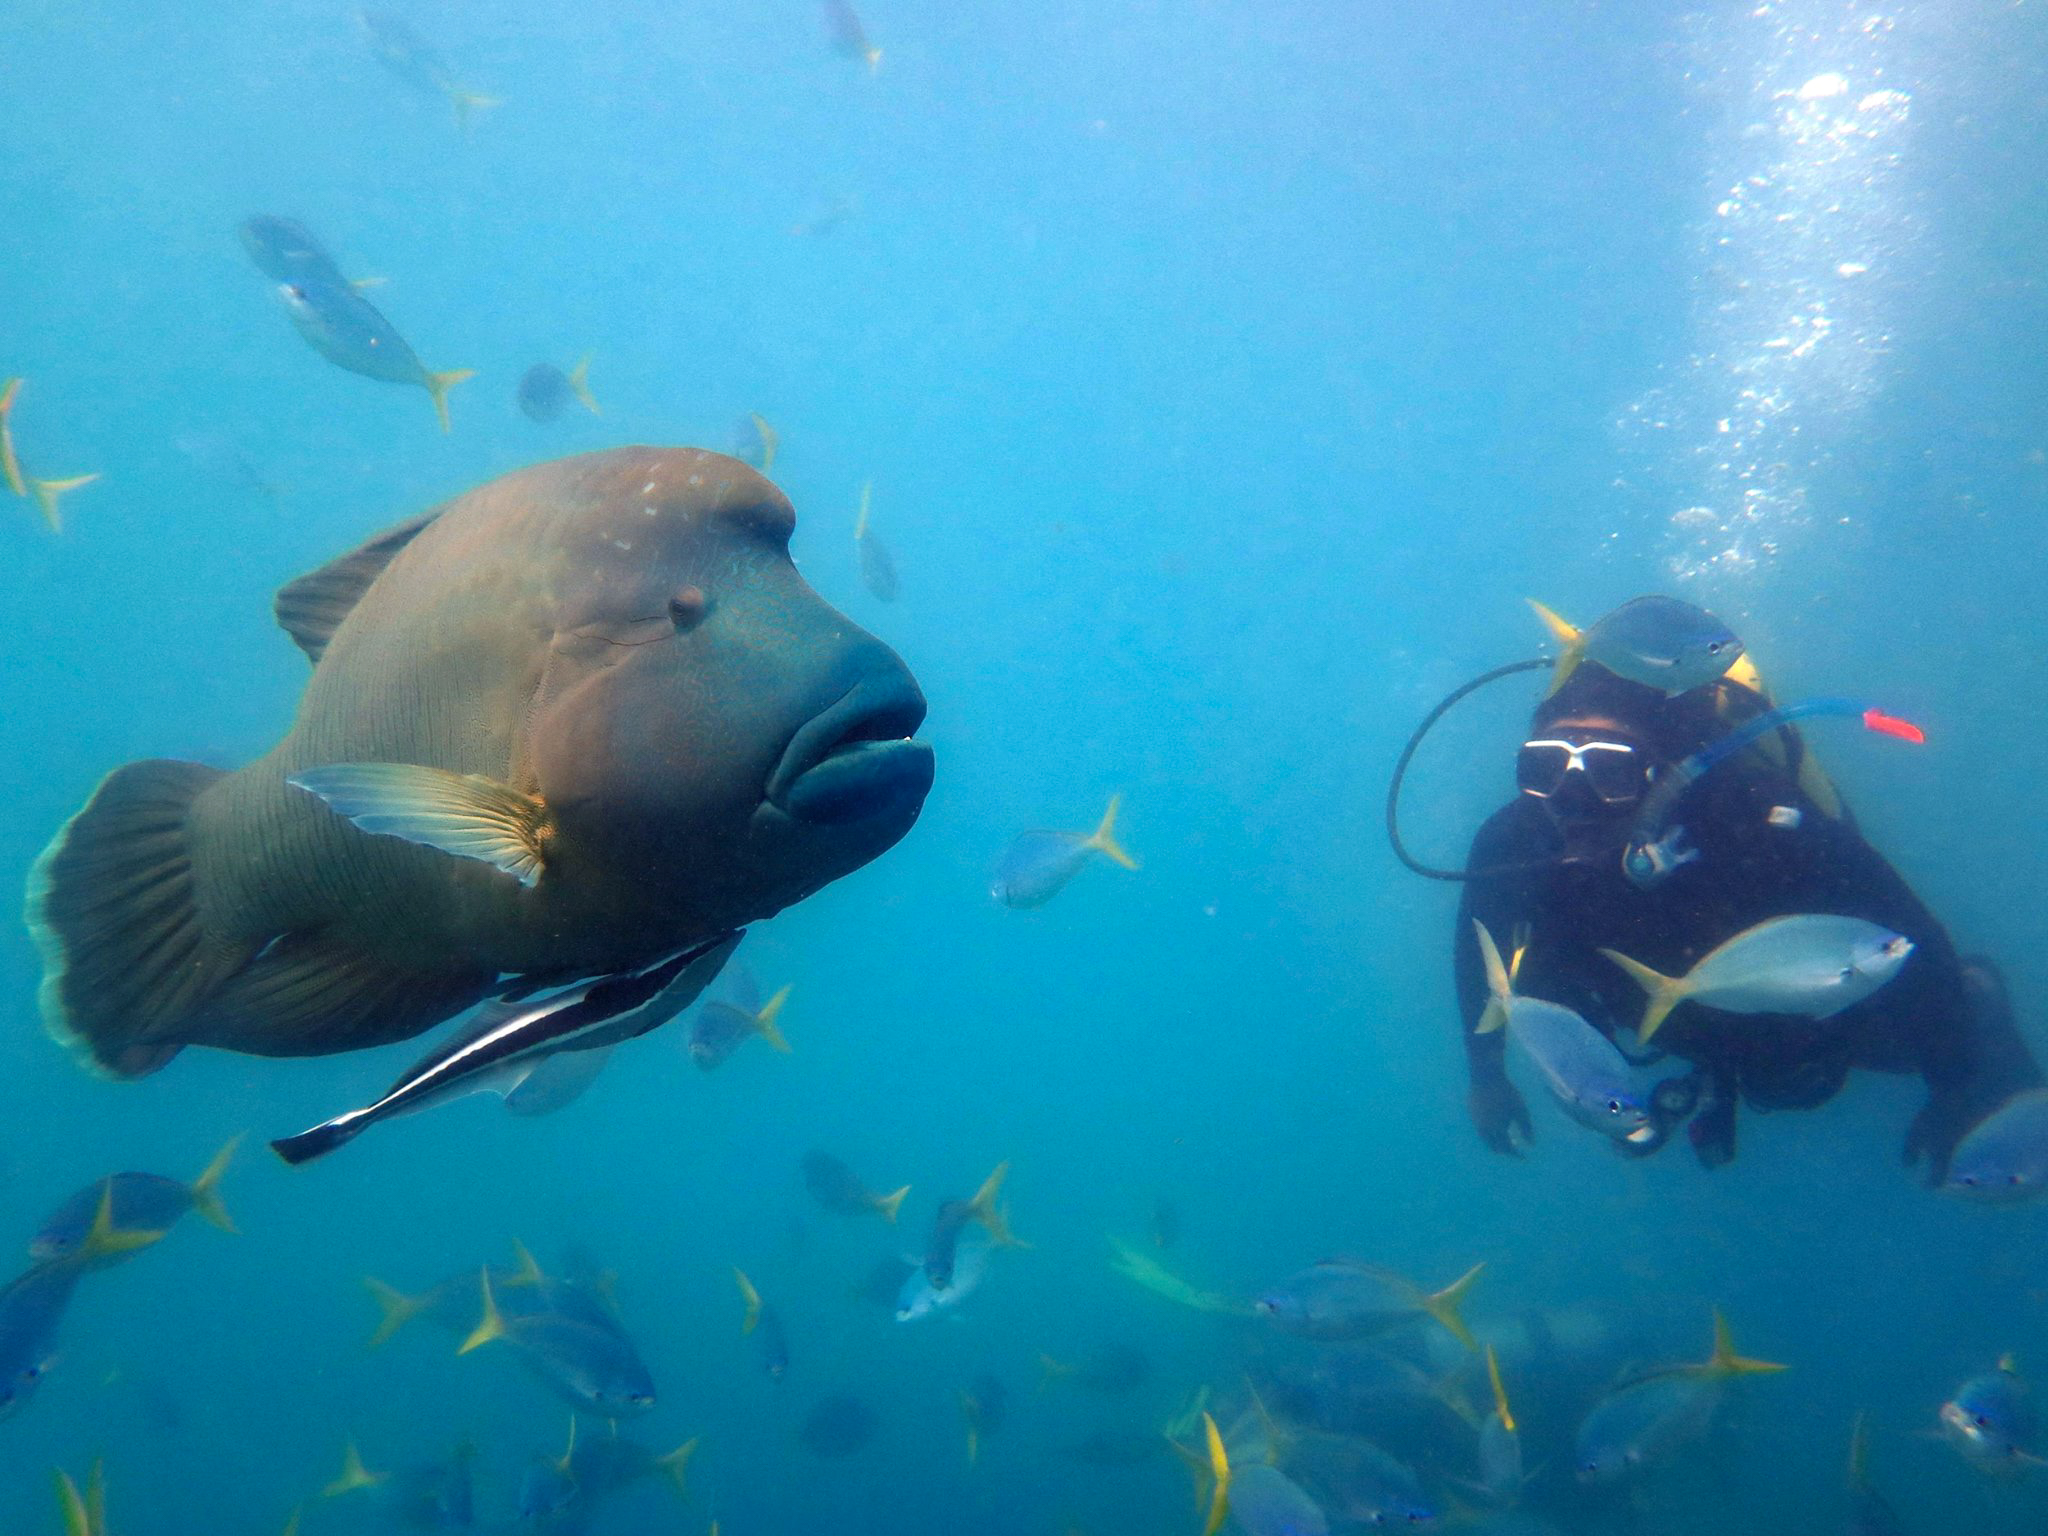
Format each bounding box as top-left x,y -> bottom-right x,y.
668,587 -> 709,632
1607,1098 -> 1623,1114
1978,1413 -> 1992,1427
1707,641 -> 1725,654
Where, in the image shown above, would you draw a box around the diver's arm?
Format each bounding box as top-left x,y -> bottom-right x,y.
1798,819 -> 2044,1176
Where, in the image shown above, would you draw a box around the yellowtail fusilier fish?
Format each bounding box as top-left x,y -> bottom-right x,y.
922,1161 -> 1019,1288
517,1420 -> 696,1522
732,1268 -> 789,1380
1473,921 -> 1654,1144
321,1437 -> 475,1527
0,378 -> 101,532
271,933 -> 739,1164
687,969 -> 793,1070
460,1268 -> 656,1416
1223,1462 -> 1328,1536
357,10 -> 500,128
517,358 -> 599,423
1253,1259 -> 1482,1351
1599,915 -> 1913,1043
800,1150 -> 910,1224
991,795 -> 1139,907
1287,1430 -> 1433,1526
238,216 -> 360,287
274,278 -> 475,432
1944,1090 -> 2048,1202
854,481 -> 899,602
1940,1355 -> 2044,1474
1574,1311 -> 1784,1482
1529,595 -> 1743,696
31,1139 -> 238,1267
0,1257 -> 88,1421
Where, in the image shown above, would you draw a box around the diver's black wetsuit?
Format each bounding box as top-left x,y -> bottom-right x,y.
1454,742 -> 2042,1177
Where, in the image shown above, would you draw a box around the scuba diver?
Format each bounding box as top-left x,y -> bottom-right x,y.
1391,598 -> 2042,1179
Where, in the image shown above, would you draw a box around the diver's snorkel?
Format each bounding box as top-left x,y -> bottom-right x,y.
1620,700 -> 1926,888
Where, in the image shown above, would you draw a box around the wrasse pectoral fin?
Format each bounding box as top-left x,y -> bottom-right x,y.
289,762 -> 553,887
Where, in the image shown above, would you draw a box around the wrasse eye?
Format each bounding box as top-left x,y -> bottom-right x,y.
668,586 -> 708,632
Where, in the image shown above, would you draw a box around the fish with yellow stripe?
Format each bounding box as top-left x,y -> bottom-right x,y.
991,795 -> 1139,908
54,1460 -> 106,1536
1575,1310 -> 1785,1481
31,1139 -> 238,1269
0,377 -> 101,531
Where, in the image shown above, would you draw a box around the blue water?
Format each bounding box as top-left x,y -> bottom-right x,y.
4,1 -> 2048,1531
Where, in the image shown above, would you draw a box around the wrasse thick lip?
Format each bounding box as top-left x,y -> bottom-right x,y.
765,672 -> 928,811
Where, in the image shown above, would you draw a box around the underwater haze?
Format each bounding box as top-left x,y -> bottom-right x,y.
4,1 -> 2048,1532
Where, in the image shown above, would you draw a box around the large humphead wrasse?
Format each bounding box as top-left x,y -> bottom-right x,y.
28,447 -> 934,1079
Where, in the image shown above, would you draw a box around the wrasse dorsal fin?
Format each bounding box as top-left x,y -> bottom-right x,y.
273,510 -> 437,664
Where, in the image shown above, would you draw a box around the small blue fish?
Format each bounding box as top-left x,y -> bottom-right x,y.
1473,923 -> 1654,1145
688,973 -> 794,1070
460,1268 -> 657,1416
517,1419 -> 696,1521
897,1226 -> 995,1322
273,278 -> 475,433
1944,1090 -> 2048,1203
1530,596 -> 1743,697
0,1258 -> 86,1421
990,795 -> 1138,908
322,1437 -> 475,1528
1253,1260 -> 1482,1350
1227,1462 -> 1329,1536
516,358 -> 599,423
358,10 -> 499,128
1941,1356 -> 2043,1474
733,1269 -> 789,1381
1575,1312 -> 1784,1482
238,216 -> 350,286
32,1140 -> 238,1268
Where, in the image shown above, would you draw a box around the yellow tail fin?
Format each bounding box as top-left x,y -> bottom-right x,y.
281,1504 -> 302,1536
1471,920 -> 1512,1036
1707,1309 -> 1787,1377
0,376 -> 23,497
1086,794 -> 1139,870
78,1183 -> 164,1263
752,985 -> 794,1053
447,88 -> 502,131
1038,1352 -> 1074,1390
53,1466 -> 93,1536
733,1267 -> 762,1334
1199,1412 -> 1232,1536
458,1268 -> 506,1355
854,480 -> 873,540
657,1437 -> 698,1499
965,1420 -> 980,1466
750,412 -> 778,472
363,1277 -> 426,1350
423,368 -> 477,433
970,1162 -> 1023,1246
30,473 -> 99,534
1485,1345 -> 1515,1433
1421,1262 -> 1484,1354
189,1135 -> 240,1233
872,1184 -> 910,1224
322,1439 -> 384,1498
1527,599 -> 1585,695
507,1240 -> 548,1289
1596,948 -> 1687,1043
568,355 -> 600,415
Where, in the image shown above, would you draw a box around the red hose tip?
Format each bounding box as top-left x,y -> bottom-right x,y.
1862,709 -> 1926,745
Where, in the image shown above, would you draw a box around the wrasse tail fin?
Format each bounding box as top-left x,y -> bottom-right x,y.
1597,948 -> 1686,1043
289,762 -> 553,886
26,759 -> 247,1079
1087,794 -> 1139,870
423,368 -> 477,433
1422,1262 -> 1484,1354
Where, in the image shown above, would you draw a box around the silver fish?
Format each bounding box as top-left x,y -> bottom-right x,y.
1945,1090 -> 2048,1203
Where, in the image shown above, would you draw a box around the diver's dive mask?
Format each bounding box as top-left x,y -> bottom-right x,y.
1515,738 -> 1646,807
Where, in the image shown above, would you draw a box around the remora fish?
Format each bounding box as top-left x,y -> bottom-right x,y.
29,448 -> 934,1085
272,933 -> 738,1163
274,278 -> 476,433
1600,915 -> 1913,1043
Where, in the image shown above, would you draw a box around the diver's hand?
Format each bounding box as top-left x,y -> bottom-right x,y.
1469,1073 -> 1533,1157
